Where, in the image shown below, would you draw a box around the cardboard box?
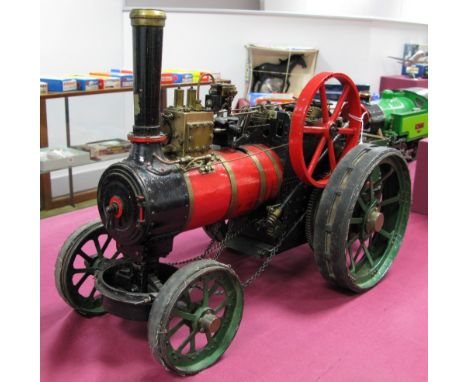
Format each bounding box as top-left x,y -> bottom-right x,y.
161,71 -> 194,85
40,82 -> 48,95
111,68 -> 133,74
40,147 -> 91,172
88,75 -> 121,89
89,72 -> 133,88
244,44 -> 319,98
163,69 -> 220,84
74,138 -> 131,160
70,76 -> 100,91
40,77 -> 77,92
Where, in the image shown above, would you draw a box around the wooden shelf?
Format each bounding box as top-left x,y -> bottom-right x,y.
40,79 -> 231,210
40,80 -> 230,99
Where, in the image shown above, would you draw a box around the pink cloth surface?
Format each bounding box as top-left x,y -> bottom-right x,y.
41,174 -> 427,382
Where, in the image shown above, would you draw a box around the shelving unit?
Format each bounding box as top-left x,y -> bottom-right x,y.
40,80 -> 230,210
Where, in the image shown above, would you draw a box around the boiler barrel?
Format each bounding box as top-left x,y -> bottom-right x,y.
184,144 -> 283,230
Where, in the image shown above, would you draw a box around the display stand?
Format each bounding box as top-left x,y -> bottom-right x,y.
40,80 -> 230,210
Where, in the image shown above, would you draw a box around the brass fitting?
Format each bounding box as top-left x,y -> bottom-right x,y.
130,9 -> 166,27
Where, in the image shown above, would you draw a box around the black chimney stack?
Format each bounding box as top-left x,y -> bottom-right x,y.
129,9 -> 166,139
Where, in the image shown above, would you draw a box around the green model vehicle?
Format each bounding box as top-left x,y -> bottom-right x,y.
362,88 -> 428,159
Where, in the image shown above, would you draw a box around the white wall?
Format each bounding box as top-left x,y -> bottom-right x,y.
263,0 -> 428,23
122,10 -> 427,122
41,2 -> 427,197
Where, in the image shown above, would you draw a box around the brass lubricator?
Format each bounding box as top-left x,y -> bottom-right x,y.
187,87 -> 197,109
174,87 -> 184,108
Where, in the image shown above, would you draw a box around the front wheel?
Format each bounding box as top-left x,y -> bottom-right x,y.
313,144 -> 411,293
148,260 -> 243,375
54,220 -> 123,316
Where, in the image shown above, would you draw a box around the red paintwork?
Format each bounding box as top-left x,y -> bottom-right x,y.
109,196 -> 123,219
290,72 -> 362,188
185,144 -> 283,230
127,134 -> 167,143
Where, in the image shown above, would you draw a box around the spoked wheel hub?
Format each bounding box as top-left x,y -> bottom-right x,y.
193,307 -> 221,334
365,208 -> 385,234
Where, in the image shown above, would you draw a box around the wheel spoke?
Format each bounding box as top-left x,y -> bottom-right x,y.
72,267 -> 93,274
358,197 -> 368,212
205,330 -> 212,343
374,167 -> 395,188
319,85 -> 329,123
350,217 -> 363,225
167,319 -> 185,338
93,238 -> 103,257
361,240 -> 375,266
173,308 -> 196,322
353,242 -> 363,264
181,290 -> 193,309
111,250 -> 121,260
214,299 -> 227,314
327,137 -> 337,170
77,249 -> 93,263
380,194 -> 401,207
101,236 -> 112,254
378,229 -> 393,240
304,125 -> 327,134
175,330 -> 197,355
208,282 -> 221,297
347,245 -> 356,272
369,181 -> 376,202
347,233 -> 359,247
189,336 -> 196,353
86,287 -> 97,300
202,278 -> 209,306
74,272 -> 90,290
337,127 -> 355,135
307,136 -> 327,175
331,85 -> 350,121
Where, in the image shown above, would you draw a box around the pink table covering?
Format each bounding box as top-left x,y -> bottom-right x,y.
41,164 -> 427,381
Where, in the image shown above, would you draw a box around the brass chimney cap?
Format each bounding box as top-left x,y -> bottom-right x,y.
130,9 -> 166,27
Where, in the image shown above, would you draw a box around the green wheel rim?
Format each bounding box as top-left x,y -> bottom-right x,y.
346,156 -> 411,288
55,220 -> 123,316
149,260 -> 243,375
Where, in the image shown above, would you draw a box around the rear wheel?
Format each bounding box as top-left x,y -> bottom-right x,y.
313,144 -> 411,292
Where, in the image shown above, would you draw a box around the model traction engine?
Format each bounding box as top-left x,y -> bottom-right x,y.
55,9 -> 412,375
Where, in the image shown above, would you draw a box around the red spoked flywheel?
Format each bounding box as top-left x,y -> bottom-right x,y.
289,72 -> 362,188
